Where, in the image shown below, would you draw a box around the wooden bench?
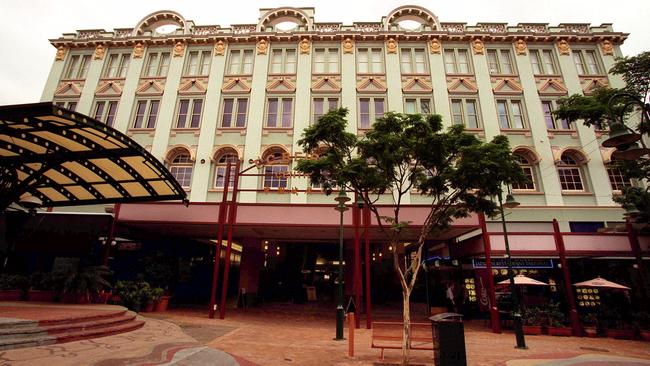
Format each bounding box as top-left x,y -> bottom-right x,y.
371,321 -> 437,360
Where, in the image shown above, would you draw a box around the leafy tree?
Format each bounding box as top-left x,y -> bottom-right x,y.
296,109 -> 525,365
554,51 -> 650,228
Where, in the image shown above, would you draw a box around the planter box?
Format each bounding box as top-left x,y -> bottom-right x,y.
0,290 -> 23,301
523,325 -> 543,335
154,296 -> 170,312
548,326 -> 573,336
62,292 -> 89,304
27,290 -> 55,302
583,327 -> 598,338
606,328 -> 635,340
143,302 -> 155,312
640,330 -> 650,342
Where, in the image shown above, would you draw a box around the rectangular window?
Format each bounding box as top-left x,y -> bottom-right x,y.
93,100 -> 119,127
486,49 -> 514,75
357,48 -> 384,74
358,97 -> 386,129
54,100 -> 79,111
443,49 -> 471,74
312,97 -> 340,123
573,49 -> 603,76
270,49 -> 297,74
541,100 -> 571,130
496,99 -> 526,129
132,99 -> 160,129
529,49 -> 557,75
144,51 -> 171,77
63,54 -> 91,79
103,53 -> 131,78
607,165 -> 632,191
404,97 -> 432,114
263,165 -> 289,188
184,50 -> 212,76
558,167 -> 584,191
450,98 -> 480,128
220,98 -> 248,128
226,49 -> 254,75
313,48 -> 339,74
175,98 -> 203,128
400,48 -> 427,74
265,97 -> 293,128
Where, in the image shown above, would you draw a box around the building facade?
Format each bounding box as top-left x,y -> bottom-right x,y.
38,6 -> 648,328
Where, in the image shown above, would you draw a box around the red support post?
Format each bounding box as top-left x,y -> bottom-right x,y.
102,203 -> 121,266
626,219 -> 648,301
353,194 -> 361,328
208,162 -> 232,318
478,213 -> 501,333
552,219 -> 580,336
219,160 -> 241,319
363,205 -> 372,329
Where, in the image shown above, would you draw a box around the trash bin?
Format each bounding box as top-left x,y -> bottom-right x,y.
429,312 -> 467,366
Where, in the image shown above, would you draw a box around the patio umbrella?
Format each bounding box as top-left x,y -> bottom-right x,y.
573,277 -> 630,290
498,274 -> 549,286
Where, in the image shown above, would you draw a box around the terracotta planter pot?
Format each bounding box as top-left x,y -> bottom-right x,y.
640,330 -> 650,342
27,290 -> 55,302
154,296 -> 170,312
0,290 -> 23,301
523,325 -> 543,335
583,327 -> 598,338
548,326 -> 573,336
606,328 -> 635,340
144,302 -> 155,312
62,292 -> 89,304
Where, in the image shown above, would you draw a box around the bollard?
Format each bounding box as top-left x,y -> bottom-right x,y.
348,312 -> 355,357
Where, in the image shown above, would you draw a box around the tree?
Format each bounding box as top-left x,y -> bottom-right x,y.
554,51 -> 650,228
296,109 -> 525,365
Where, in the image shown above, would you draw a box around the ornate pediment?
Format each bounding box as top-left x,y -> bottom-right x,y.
54,82 -> 83,97
311,77 -> 342,93
447,78 -> 478,94
401,78 -> 433,94
266,78 -> 296,93
581,77 -> 609,95
95,81 -> 123,97
537,78 -> 568,96
492,78 -> 523,95
221,78 -> 251,94
178,79 -> 207,95
356,77 -> 387,93
135,80 -> 164,96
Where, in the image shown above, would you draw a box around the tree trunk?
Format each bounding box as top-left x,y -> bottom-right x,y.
402,289 -> 411,366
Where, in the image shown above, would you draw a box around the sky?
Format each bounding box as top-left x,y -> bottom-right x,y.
1,0 -> 648,105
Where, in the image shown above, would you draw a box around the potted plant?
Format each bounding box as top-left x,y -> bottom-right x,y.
0,274 -> 29,301
154,288 -> 171,312
581,313 -> 599,338
149,287 -> 164,312
113,280 -> 152,312
522,307 -> 544,335
633,311 -> 650,341
546,303 -> 573,336
52,264 -> 112,303
27,272 -> 55,302
603,310 -> 635,339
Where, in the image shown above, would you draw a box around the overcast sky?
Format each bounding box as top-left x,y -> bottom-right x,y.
1,0 -> 647,105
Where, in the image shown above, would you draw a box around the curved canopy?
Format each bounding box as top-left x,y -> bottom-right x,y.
498,274 -> 548,286
573,277 -> 630,290
0,102 -> 187,211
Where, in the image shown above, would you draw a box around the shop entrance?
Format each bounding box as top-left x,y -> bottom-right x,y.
259,242 -> 340,304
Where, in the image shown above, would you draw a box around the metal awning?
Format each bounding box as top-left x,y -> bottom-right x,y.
0,102 -> 187,211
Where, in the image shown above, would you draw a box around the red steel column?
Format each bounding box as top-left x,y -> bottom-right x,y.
363,205 -> 372,329
208,162 -> 232,318
478,213 -> 501,333
220,160 -> 241,319
552,219 -> 580,336
102,203 -> 121,266
353,195 -> 361,328
626,219 -> 648,301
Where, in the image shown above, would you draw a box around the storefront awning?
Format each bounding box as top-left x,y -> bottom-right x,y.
0,102 -> 187,211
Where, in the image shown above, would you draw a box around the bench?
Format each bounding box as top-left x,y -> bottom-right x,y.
371,321 -> 437,360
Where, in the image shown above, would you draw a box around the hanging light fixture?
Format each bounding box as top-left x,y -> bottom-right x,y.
612,142 -> 650,160
602,122 -> 641,148
503,194 -> 520,209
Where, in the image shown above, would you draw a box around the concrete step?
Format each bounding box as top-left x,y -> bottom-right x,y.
0,312 -> 137,340
0,309 -> 127,330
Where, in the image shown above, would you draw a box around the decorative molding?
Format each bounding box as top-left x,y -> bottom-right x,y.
492,78 -> 524,95
581,77 -> 609,95
54,82 -> 83,97
401,77 -> 433,94
93,44 -> 106,60
600,40 -> 614,55
178,79 -> 207,95
173,41 -> 185,57
429,38 -> 441,54
557,39 -> 571,55
135,80 -> 165,96
95,81 -> 123,97
472,39 -> 484,55
164,144 -> 196,163
537,78 -> 569,96
311,77 -> 342,93
386,38 -> 398,54
221,77 -> 252,94
514,39 -> 527,55
552,146 -> 590,165
356,77 -> 387,93
299,38 -> 310,54
266,77 -> 296,93
342,38 -> 354,54
214,40 -> 226,56
55,46 -> 67,61
257,39 -> 268,55
447,77 -> 478,94
512,145 -> 541,164
600,147 -> 616,164
133,43 -> 145,58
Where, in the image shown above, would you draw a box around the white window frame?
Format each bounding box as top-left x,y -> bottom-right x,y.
313,47 -> 340,74
63,54 -> 91,80
175,98 -> 204,129
143,51 -> 171,77
220,97 -> 249,128
486,48 -> 515,75
541,100 -> 572,130
311,96 -> 340,124
399,47 -> 428,74
403,97 -> 433,115
606,164 -> 632,192
131,99 -> 160,129
529,49 -> 558,75
168,152 -> 193,189
557,154 -> 586,192
512,154 -> 538,192
265,97 -> 294,128
214,149 -> 239,189
356,47 -> 384,74
496,99 -> 527,129
103,52 -> 131,78
450,98 -> 481,129
92,100 -> 119,127
269,48 -> 297,75
443,48 -> 472,74
183,49 -> 212,76
358,97 -> 386,129
226,49 -> 254,75
573,49 -> 604,76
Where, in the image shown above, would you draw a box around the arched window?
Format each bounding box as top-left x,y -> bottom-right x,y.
262,147 -> 289,189
168,151 -> 193,188
606,163 -> 632,192
557,152 -> 585,191
512,154 -> 537,191
214,148 -> 239,189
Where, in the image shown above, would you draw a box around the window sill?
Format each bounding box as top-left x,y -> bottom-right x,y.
500,129 -> 531,135
489,73 -> 519,78
127,128 -> 155,137
547,130 -> 578,139
268,73 -> 297,77
533,73 -> 563,78
401,72 -> 430,77
170,128 -> 201,137
578,74 -> 608,78
445,73 -> 474,77
99,77 -> 126,82
312,72 -> 341,76
357,73 -> 385,77
512,190 -> 544,195
561,191 -> 593,196
217,128 -> 246,136
139,76 -> 167,80
224,73 -> 253,78
262,128 -> 293,136
60,78 -> 86,82
181,74 -> 209,78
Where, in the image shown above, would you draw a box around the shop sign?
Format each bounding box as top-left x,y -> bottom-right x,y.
472,258 -> 554,269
